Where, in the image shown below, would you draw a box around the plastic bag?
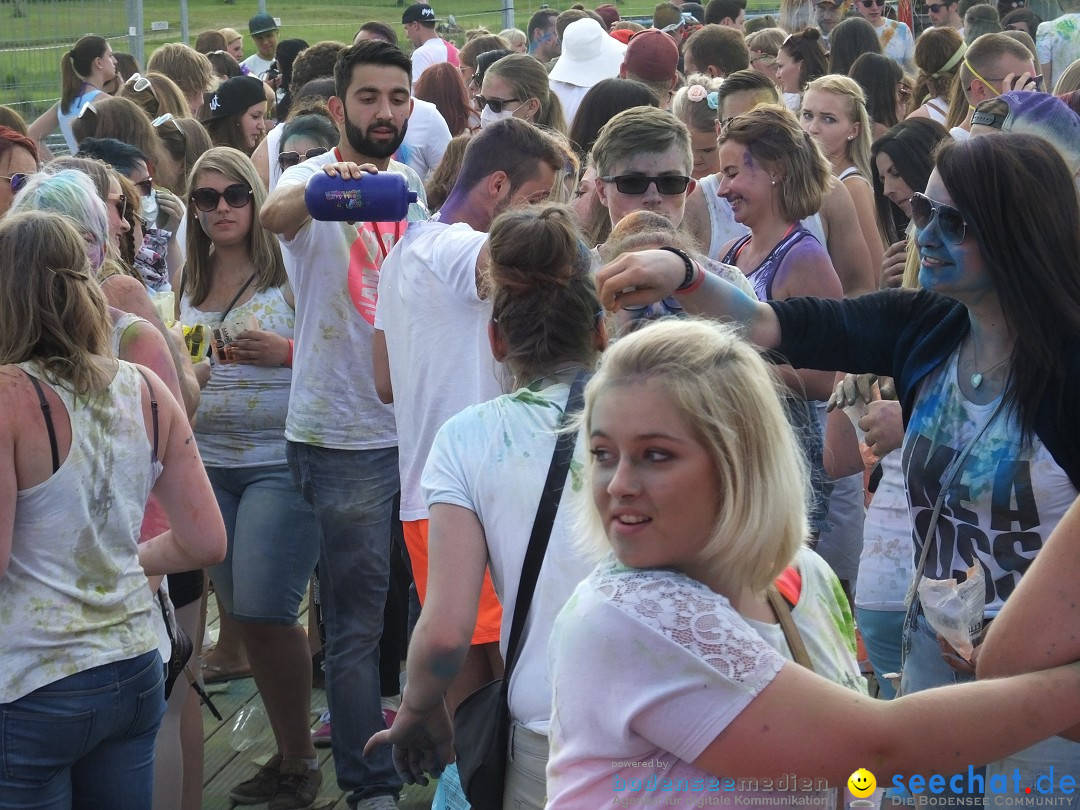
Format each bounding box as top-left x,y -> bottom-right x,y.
917,565 -> 985,660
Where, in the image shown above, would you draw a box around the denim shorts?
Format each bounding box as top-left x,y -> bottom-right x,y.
206,463 -> 321,624
0,650 -> 164,810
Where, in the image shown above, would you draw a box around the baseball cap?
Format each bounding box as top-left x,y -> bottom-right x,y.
402,3 -> 439,24
624,28 -> 679,83
248,12 -> 278,36
204,75 -> 266,120
594,4 -> 620,29
981,91 -> 1080,174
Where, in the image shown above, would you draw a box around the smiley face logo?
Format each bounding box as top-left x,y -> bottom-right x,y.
848,768 -> 877,797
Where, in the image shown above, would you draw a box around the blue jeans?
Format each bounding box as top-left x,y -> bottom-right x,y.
899,613 -> 981,806
206,463 -> 321,623
288,442 -> 402,805
0,650 -> 165,810
854,607 -> 905,700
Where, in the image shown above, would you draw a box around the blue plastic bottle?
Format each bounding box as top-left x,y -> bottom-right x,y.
304,171 -> 419,222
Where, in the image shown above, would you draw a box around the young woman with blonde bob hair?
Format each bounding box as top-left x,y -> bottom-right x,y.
539,316 -> 1080,806
800,75 -> 885,277
179,146 -> 322,808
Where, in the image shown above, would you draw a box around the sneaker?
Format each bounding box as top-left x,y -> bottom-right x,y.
311,711 -> 332,748
354,796 -> 399,810
230,753 -> 282,804
269,758 -> 322,810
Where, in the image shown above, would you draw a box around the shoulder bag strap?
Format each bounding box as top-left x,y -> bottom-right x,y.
502,372 -> 588,682
135,367 -> 160,462
23,370 -> 60,474
767,584 -> 814,671
219,271 -> 259,325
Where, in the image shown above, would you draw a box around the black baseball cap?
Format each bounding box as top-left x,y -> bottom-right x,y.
248,12 -> 278,35
402,3 -> 438,24
204,75 -> 266,119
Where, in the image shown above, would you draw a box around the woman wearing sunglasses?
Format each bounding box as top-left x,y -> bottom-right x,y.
0,126 -> 37,220
597,132 -> 1080,804
272,113 -> 336,191
179,146 -> 322,808
854,0 -> 915,72
479,53 -> 567,133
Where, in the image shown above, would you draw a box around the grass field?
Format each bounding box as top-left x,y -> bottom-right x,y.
0,0 -> 777,121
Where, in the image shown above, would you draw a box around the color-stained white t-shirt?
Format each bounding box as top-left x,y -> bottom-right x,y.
375,217 -> 502,520
276,150 -> 427,449
423,380 -> 595,733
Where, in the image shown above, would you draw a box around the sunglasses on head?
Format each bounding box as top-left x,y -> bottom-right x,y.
600,174 -> 692,195
1,173 -> 29,195
911,192 -> 966,244
190,183 -> 253,212
125,72 -> 154,94
475,95 -> 523,114
278,147 -> 329,170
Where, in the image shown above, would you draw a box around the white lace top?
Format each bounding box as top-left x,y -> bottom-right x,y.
548,559 -> 834,806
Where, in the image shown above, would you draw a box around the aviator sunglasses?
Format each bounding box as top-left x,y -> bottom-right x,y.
1,173 -> 29,194
278,147 -> 329,170
190,183 -> 253,212
910,192 -> 967,244
600,174 -> 692,195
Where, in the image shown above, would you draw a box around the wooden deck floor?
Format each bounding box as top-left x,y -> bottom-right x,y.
199,602 -> 436,809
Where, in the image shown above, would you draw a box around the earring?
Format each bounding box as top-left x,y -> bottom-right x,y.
847,134 -> 854,140
771,179 -> 777,186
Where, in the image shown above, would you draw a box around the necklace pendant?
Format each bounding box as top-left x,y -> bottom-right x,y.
971,372 -> 983,389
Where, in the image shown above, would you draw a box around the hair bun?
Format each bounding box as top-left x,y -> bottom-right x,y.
803,27 -> 821,40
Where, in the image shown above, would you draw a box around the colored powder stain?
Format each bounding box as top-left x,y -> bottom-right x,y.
569,459 -> 584,492
503,430 -> 512,448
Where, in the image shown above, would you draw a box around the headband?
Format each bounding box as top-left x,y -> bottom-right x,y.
931,41 -> 967,78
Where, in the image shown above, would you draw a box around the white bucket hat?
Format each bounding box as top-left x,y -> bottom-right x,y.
549,18 -> 627,88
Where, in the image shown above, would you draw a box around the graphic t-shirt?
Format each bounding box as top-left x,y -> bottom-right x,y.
902,350 -> 1077,615
276,150 -> 427,449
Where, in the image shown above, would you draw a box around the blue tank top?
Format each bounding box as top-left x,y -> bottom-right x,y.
721,224 -> 816,302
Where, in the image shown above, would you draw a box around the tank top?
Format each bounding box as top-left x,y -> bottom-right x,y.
700,174 -> 828,260
180,284 -> 295,467
58,86 -> 103,154
721,224 -> 817,302
1,361 -> 161,703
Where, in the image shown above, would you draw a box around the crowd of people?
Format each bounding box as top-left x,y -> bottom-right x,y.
1,0 -> 1080,808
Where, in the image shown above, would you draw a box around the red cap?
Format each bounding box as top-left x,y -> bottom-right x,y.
610,28 -> 635,44
623,28 -> 679,83
594,4 -> 620,29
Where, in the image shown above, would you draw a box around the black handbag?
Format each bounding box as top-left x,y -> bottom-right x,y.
454,373 -> 586,810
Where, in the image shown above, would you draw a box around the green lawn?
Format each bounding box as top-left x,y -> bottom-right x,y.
0,0 -> 778,121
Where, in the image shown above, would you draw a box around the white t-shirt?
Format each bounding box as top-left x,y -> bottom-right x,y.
395,98 -> 451,181
549,81 -> 591,130
374,217 -> 502,520
411,36 -> 450,83
903,350 -> 1077,616
856,449 -> 914,612
241,53 -> 275,80
548,560 -> 840,807
1036,13 -> 1080,89
422,381 -> 595,733
276,150 -> 427,449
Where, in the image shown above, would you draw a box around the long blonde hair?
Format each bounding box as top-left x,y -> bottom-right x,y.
183,147 -> 285,307
804,74 -> 873,182
0,211 -> 112,395
581,319 -> 808,594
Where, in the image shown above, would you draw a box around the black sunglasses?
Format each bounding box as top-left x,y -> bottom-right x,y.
926,2 -> 947,10
861,0 -> 886,7
1,173 -> 29,194
911,192 -> 966,244
134,177 -> 153,197
475,95 -> 523,114
278,147 -> 329,170
190,183 -> 253,212
600,174 -> 692,195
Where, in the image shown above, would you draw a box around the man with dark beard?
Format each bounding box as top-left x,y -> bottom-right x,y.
261,39 -> 426,810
